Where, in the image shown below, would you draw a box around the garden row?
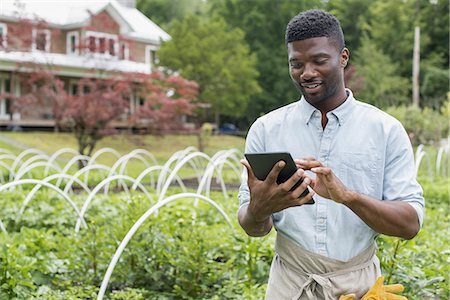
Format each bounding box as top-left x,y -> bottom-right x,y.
0,145 -> 448,299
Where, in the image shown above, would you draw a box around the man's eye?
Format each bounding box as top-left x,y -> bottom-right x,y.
315,60 -> 327,65
290,63 -> 303,69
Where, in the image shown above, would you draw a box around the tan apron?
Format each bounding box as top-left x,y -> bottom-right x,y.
265,233 -> 381,300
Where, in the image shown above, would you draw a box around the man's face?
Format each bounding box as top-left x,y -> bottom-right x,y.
287,37 -> 349,109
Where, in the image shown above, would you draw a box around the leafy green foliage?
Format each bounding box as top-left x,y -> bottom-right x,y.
0,186 -> 272,299
377,176 -> 449,299
421,66 -> 449,110
385,105 -> 448,145
347,36 -> 410,108
0,142 -> 448,298
210,0 -> 320,125
158,14 -> 260,125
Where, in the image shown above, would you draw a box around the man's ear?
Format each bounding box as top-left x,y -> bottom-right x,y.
340,47 -> 349,68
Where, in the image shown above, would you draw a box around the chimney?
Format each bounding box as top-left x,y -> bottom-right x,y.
116,0 -> 135,8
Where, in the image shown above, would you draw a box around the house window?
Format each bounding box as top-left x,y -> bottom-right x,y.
119,42 -> 129,60
0,77 -> 11,120
67,31 -> 79,55
108,38 -> 115,56
32,29 -> 51,52
129,94 -> 145,114
99,37 -> 106,54
85,31 -> 118,58
0,23 -> 7,48
68,81 -> 78,96
88,36 -> 96,52
145,45 -> 159,72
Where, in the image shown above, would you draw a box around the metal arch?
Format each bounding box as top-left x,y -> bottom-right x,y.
213,149 -> 243,178
0,161 -> 12,183
117,153 -> 152,178
436,143 -> 449,176
75,175 -> 154,233
88,147 -> 122,167
157,152 -> 212,202
17,174 -> 91,222
0,153 -> 17,164
156,147 -> 198,195
13,161 -> 62,182
0,148 -> 13,155
55,155 -> 91,187
96,192 -> 232,300
45,148 -> 80,176
16,154 -> 56,177
0,218 -> 6,233
9,148 -> 47,181
65,164 -> 112,192
0,179 -> 87,229
132,165 -> 186,193
105,153 -> 152,195
196,157 -> 242,201
126,149 -> 158,166
0,154 -> 16,183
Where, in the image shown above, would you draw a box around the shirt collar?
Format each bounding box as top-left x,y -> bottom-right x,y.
298,88 -> 356,126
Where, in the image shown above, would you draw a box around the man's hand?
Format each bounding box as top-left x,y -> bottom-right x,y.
296,157 -> 351,204
238,159 -> 315,237
241,159 -> 315,221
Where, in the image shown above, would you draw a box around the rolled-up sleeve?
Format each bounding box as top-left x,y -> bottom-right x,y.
383,121 -> 425,226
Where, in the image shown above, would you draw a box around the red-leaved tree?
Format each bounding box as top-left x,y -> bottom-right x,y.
129,71 -> 199,133
6,14 -> 199,163
14,70 -> 199,161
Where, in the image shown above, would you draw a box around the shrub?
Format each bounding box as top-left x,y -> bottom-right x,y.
385,105 -> 448,145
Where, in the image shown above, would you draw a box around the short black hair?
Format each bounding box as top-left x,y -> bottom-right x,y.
285,9 -> 345,50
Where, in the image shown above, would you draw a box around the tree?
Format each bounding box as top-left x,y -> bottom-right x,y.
13,69 -> 198,161
4,15 -> 199,164
347,36 -> 409,108
157,14 -> 260,127
129,71 -> 199,133
136,0 -> 207,29
210,0 -> 321,126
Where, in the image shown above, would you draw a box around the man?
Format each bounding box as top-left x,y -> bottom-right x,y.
238,9 -> 424,299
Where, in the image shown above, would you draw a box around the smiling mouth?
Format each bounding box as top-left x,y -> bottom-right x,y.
300,82 -> 322,91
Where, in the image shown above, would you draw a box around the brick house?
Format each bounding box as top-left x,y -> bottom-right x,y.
0,0 -> 170,129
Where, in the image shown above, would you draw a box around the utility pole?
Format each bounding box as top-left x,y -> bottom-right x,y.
412,26 -> 420,107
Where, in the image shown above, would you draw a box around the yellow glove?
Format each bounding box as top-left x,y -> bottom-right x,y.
362,276 -> 407,300
339,276 -> 407,300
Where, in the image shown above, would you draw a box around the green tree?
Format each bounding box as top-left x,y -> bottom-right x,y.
211,0 -> 321,126
157,14 -> 260,126
348,36 -> 409,108
136,0 -> 207,29
361,0 -> 416,78
326,0 -> 372,51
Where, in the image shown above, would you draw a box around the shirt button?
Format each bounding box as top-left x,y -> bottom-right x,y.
318,218 -> 326,225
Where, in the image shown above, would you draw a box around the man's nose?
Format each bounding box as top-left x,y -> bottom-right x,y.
300,64 -> 317,80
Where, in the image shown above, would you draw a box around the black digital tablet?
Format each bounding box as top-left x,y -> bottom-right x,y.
244,152 -> 314,204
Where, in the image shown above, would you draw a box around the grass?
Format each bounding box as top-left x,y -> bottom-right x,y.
0,132 -> 246,162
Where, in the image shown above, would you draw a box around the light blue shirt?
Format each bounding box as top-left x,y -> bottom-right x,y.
239,90 -> 425,261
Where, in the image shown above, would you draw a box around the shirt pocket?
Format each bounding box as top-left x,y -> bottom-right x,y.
338,152 -> 381,196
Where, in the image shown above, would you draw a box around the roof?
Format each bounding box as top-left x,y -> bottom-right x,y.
0,50 -> 151,76
0,0 -> 170,43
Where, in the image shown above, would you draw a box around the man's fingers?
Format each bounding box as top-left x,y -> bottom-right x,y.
266,160 -> 285,183
311,166 -> 332,177
296,158 -> 322,170
282,168 -> 305,191
241,159 -> 256,181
